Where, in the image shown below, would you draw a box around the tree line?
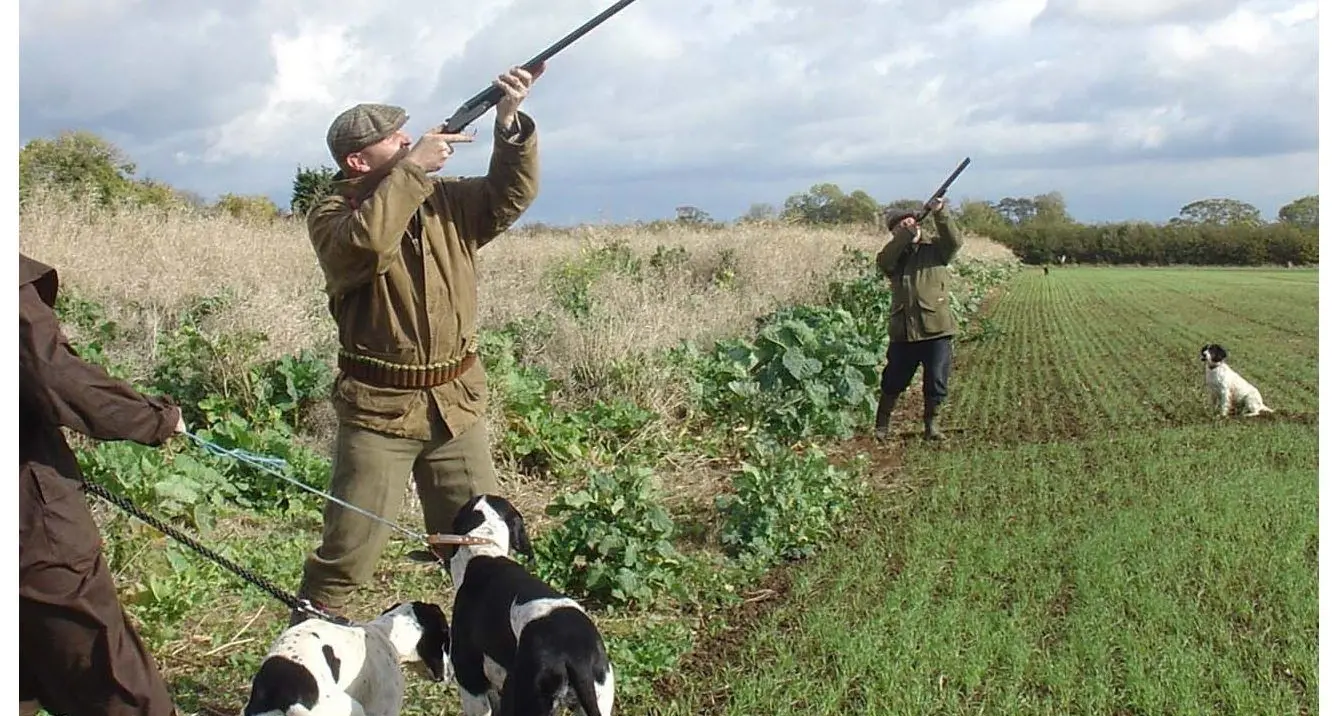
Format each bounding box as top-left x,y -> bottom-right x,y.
18,129 -> 1320,266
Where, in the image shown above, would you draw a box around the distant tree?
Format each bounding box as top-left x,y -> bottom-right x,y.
290,165 -> 338,216
19,130 -> 140,206
995,196 -> 1039,226
882,198 -> 925,220
215,193 -> 280,222
739,202 -> 778,223
782,183 -> 846,225
675,205 -> 713,225
1032,191 -> 1074,225
954,199 -> 1011,235
1172,198 -> 1263,226
844,189 -> 883,228
130,178 -> 196,210
782,183 -> 881,226
1277,194 -> 1319,228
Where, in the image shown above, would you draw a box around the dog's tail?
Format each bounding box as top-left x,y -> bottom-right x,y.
568,661 -> 610,716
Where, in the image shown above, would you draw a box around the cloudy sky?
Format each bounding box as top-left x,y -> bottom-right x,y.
19,0 -> 1320,225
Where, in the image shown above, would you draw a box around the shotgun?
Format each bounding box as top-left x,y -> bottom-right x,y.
914,157 -> 972,221
440,0 -> 641,134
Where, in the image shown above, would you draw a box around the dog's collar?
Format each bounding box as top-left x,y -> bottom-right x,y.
427,533 -> 494,547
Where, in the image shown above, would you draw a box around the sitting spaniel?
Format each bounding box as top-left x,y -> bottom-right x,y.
1200,343 -> 1273,418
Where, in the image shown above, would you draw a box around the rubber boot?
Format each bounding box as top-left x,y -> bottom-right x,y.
874,392 -> 897,440
923,403 -> 945,441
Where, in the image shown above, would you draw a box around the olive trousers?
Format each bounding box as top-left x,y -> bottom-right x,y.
296,406 -> 498,613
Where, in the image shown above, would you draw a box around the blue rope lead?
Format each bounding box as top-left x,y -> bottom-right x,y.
182,431 -> 426,543
184,432 -> 289,471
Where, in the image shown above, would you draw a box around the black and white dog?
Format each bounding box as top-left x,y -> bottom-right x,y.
1200,343 -> 1273,417
243,601 -> 451,716
443,495 -> 615,716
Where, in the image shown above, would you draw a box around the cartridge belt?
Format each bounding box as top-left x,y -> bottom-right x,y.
338,337 -> 479,389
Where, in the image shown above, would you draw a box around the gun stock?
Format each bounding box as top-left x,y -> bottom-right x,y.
440,0 -> 640,134
914,157 -> 972,221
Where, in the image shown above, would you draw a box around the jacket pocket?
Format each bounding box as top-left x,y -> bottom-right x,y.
333,373 -> 415,423
917,294 -> 953,336
23,466 -> 101,572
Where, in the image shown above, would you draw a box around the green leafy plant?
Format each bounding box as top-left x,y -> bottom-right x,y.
716,439 -> 867,566
75,440 -> 239,532
532,466 -> 686,608
682,303 -> 885,442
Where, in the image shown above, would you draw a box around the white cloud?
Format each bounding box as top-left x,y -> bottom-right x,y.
946,0 -> 1049,37
18,0 -> 1320,223
200,23 -> 398,163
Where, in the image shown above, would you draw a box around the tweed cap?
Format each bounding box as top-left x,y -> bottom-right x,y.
326,103 -> 409,163
886,210 -> 918,232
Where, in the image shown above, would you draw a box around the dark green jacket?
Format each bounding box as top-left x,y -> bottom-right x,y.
875,209 -> 963,343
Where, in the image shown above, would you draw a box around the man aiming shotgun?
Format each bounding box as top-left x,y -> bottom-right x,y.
293,0 -> 639,625
874,157 -> 970,442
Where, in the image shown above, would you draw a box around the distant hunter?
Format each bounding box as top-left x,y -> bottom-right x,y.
874,196 -> 962,441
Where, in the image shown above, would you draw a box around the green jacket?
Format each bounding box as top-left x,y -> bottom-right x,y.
875,209 -> 963,343
307,112 -> 540,441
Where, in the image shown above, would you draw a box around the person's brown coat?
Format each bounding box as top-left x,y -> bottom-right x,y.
19,252 -> 182,716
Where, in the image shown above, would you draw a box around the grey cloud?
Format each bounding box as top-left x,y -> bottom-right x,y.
20,4 -> 276,145
1034,0 -> 1240,27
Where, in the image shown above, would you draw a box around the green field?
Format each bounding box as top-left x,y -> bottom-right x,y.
653,267 -> 1319,715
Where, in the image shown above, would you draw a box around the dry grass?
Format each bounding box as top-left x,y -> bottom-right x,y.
20,189 -> 1013,374
19,189 -> 1016,516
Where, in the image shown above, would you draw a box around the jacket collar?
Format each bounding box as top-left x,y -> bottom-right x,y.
18,253 -> 59,306
333,147 -> 412,204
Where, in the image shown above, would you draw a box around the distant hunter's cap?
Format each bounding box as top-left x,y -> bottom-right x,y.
886,211 -> 917,232
326,103 -> 409,164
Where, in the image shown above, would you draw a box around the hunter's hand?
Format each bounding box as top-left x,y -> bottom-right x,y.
495,63 -> 545,130
927,197 -> 947,214
406,130 -> 476,173
169,406 -> 187,436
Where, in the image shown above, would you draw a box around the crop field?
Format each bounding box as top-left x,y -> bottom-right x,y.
655,266 -> 1319,715
953,267 -> 1319,443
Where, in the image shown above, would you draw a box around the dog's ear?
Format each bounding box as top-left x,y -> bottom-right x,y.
450,497 -> 486,537
410,602 -> 451,682
494,498 -> 533,558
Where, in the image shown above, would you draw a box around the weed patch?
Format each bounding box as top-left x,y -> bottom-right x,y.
40,219 -> 1020,715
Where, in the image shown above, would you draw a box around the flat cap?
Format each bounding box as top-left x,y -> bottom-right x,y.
326,103 -> 409,164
